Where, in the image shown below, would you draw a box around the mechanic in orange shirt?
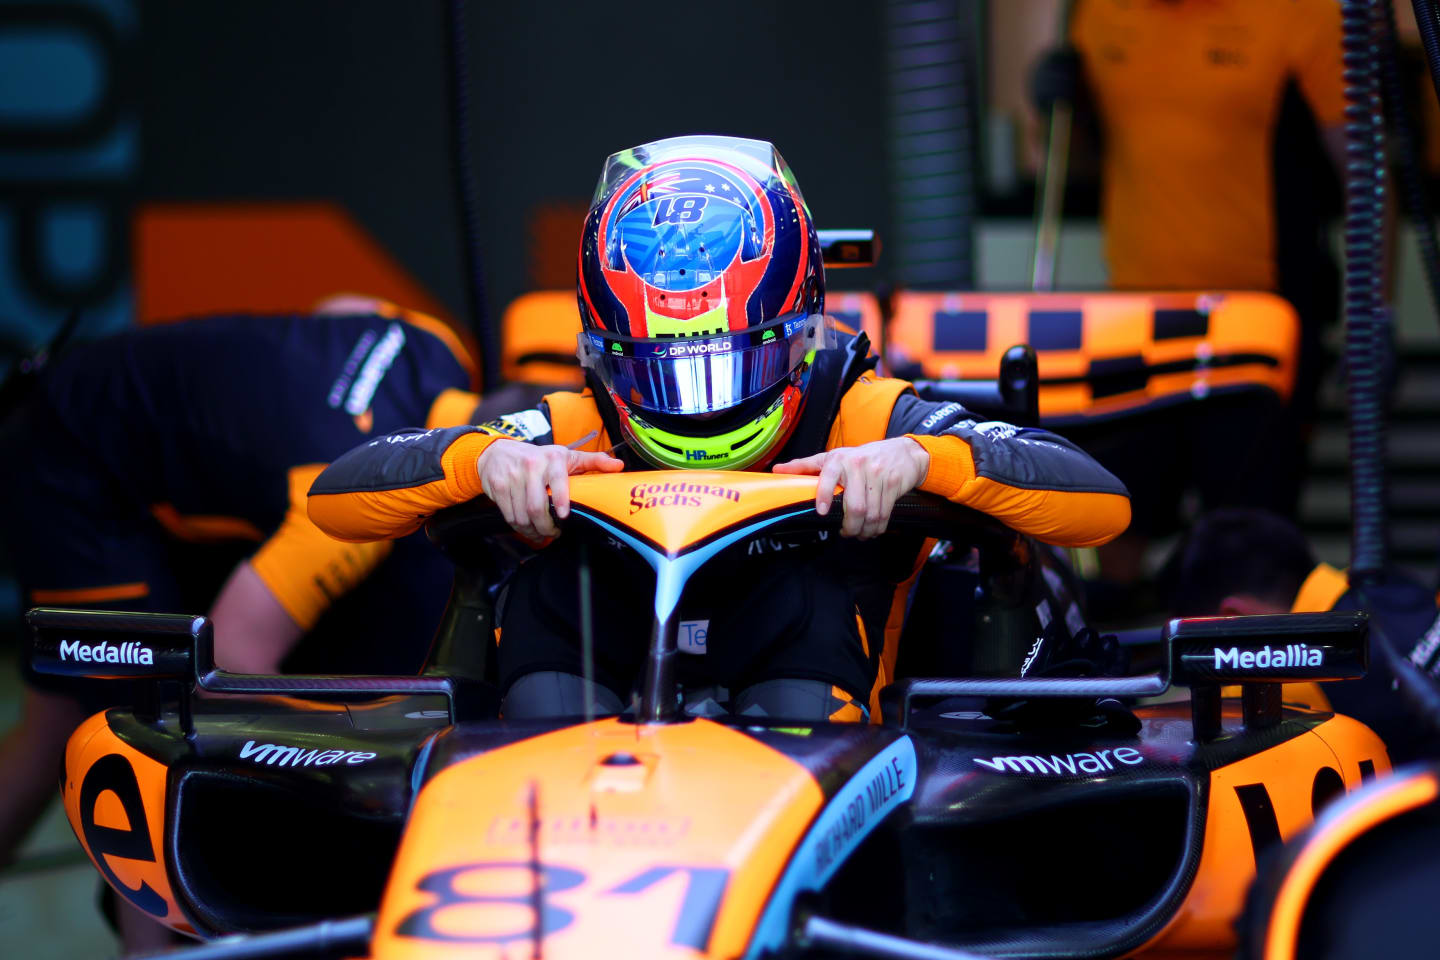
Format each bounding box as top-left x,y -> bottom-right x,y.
1032,0 -> 1358,593
1064,0 -> 1348,290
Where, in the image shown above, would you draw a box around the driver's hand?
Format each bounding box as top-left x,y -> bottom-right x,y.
476,440 -> 624,542
773,437 -> 930,539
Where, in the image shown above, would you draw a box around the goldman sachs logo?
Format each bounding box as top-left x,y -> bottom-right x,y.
59,639 -> 154,665
1213,644 -> 1322,670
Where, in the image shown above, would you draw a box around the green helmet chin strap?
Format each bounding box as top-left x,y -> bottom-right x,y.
624,393 -> 790,471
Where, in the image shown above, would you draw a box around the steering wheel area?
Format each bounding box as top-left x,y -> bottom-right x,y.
426,471 -> 1015,559
426,471 -> 1022,723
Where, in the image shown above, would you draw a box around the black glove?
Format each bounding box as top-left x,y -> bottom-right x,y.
1022,626 -> 1129,681
983,626 -> 1138,732
1029,45 -> 1085,114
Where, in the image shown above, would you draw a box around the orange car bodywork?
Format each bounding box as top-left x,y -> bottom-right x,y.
1259,765 -> 1440,960
1136,711 -> 1390,958
567,470 -> 822,554
62,711 -> 194,935
370,719 -> 830,960
57,471 -> 1394,958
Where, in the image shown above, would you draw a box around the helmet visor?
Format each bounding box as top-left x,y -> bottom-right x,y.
581,313 -> 826,416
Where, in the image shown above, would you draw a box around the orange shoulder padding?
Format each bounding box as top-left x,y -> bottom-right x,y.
828,375 -> 915,449
542,389 -> 609,450
909,433 -> 1132,548
1292,563 -> 1350,614
253,465 -> 394,629
307,432 -> 499,543
426,388 -> 481,428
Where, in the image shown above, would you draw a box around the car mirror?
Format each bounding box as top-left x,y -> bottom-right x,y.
1165,611 -> 1368,686
1165,611 -> 1367,740
818,229 -> 879,268
27,607 -> 204,684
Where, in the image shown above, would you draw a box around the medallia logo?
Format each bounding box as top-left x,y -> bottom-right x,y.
1213,644 -> 1323,670
59,639 -> 154,666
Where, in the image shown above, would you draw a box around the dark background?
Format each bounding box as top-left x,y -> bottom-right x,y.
137,0 -> 891,327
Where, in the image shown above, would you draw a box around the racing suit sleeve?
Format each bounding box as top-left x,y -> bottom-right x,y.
307,406 -> 560,543
883,387 -> 1131,548
252,464 -> 395,626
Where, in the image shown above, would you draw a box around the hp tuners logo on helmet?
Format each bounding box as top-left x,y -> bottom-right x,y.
1213,643 -> 1323,670
59,639 -> 154,665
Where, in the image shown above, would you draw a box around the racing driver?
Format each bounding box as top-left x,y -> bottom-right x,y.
309,135 -> 1132,722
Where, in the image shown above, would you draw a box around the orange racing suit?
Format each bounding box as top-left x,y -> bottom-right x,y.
309,338 -> 1131,715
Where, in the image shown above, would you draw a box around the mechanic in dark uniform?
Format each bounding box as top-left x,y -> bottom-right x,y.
1169,508 -> 1439,764
0,302 -> 477,924
309,136 -> 1133,722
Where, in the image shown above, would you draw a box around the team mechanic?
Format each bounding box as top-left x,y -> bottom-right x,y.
310,136 -> 1132,722
1171,509 -> 1440,765
0,303 -> 479,901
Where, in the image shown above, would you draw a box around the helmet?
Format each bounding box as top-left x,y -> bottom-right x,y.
577,135 -> 827,470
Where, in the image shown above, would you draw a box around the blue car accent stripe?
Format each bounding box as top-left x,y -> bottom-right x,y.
745,735 -> 918,959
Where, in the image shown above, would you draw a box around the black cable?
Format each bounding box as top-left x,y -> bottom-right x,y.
1378,626 -> 1440,736
444,0 -> 499,391
1413,0 -> 1440,112
1342,0 -> 1391,588
1387,0 -> 1440,737
1383,0 -> 1440,322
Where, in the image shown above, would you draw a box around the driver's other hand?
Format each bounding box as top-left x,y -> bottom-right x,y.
773,437 -> 930,539
476,440 -> 624,542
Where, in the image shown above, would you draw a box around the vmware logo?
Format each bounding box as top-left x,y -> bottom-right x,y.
239,741 -> 376,768
973,747 -> 1143,776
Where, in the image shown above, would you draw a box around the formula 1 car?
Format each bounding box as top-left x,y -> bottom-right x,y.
28,468 -> 1389,960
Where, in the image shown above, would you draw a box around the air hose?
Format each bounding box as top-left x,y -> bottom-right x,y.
444,0 -> 499,391
1413,0 -> 1440,115
1382,0 -> 1440,321
1392,0 -> 1440,735
1342,0 -> 1391,589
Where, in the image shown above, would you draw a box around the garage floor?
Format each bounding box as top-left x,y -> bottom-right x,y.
0,650 -> 120,960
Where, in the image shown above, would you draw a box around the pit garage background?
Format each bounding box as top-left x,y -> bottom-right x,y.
2,1 -> 1439,956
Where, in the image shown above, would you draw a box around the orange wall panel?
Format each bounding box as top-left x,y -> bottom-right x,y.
134,201 -> 450,324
